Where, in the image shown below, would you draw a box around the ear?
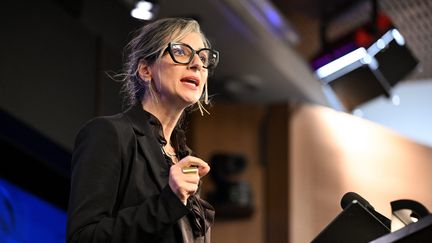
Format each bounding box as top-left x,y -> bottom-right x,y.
137,61 -> 152,81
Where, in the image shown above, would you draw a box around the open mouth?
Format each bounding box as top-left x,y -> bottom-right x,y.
181,77 -> 200,87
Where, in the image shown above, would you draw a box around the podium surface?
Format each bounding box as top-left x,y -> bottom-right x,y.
312,201 -> 390,243
370,214 -> 432,243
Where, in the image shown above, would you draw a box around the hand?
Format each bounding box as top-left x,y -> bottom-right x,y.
168,156 -> 210,205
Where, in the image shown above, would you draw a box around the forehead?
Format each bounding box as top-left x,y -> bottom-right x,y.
176,32 -> 206,49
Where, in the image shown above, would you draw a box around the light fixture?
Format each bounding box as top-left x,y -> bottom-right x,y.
131,0 -> 155,20
314,27 -> 416,112
367,28 -> 417,87
315,48 -> 372,82
391,94 -> 400,106
314,47 -> 392,112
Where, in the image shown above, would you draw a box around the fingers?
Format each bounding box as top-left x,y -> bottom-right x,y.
177,156 -> 210,178
168,156 -> 210,204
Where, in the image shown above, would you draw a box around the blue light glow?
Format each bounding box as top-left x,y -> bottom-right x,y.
263,4 -> 283,28
0,178 -> 66,243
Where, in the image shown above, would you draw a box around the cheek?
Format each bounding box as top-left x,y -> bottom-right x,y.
154,66 -> 176,87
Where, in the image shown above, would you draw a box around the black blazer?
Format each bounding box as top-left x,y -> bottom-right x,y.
67,104 -> 190,242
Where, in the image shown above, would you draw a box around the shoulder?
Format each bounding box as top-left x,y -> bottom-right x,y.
71,113 -> 137,165
79,113 -> 123,132
74,113 -> 133,144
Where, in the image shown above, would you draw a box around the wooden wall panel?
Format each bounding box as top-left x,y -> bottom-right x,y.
189,104 -> 266,243
264,104 -> 290,243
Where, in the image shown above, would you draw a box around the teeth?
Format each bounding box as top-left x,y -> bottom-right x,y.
186,79 -> 197,85
181,78 -> 199,86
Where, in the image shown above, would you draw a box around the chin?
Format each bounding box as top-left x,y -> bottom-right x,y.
183,94 -> 201,103
186,98 -> 201,106
177,97 -> 199,108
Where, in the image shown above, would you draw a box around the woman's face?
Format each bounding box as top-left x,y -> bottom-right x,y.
150,32 -> 209,109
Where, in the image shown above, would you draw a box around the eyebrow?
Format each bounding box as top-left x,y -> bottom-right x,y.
175,42 -> 207,50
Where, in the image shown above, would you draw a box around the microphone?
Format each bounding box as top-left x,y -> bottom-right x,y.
341,192 -> 375,211
341,192 -> 391,229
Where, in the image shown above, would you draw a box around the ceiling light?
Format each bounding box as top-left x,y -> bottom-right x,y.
131,1 -> 155,20
391,94 -> 400,106
315,48 -> 369,81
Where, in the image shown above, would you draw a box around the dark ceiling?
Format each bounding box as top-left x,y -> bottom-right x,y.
117,0 -> 431,105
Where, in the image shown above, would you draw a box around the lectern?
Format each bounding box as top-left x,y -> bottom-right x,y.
312,201 -> 432,242
370,214 -> 432,243
312,201 -> 390,243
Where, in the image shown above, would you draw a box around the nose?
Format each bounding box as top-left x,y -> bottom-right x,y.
188,53 -> 204,71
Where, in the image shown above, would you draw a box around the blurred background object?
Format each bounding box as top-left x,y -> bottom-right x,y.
206,153 -> 254,219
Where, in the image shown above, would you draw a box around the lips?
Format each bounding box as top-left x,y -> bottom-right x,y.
180,76 -> 200,87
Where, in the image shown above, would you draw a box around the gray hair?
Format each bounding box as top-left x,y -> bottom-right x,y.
121,18 -> 212,108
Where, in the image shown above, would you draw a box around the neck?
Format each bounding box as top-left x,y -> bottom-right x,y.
141,98 -> 184,144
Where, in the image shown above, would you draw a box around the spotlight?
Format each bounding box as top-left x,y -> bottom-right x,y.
131,0 -> 156,20
391,94 -> 400,106
367,29 -> 418,87
315,47 -> 391,112
314,27 -> 417,112
311,0 -> 418,112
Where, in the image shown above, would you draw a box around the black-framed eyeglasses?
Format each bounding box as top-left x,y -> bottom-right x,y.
165,42 -> 219,70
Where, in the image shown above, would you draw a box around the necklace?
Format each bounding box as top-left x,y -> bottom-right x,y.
161,147 -> 177,157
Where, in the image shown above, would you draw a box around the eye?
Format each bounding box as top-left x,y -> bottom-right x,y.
172,45 -> 188,56
199,53 -> 208,64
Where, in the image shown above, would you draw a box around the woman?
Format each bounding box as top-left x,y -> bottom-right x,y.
67,18 -> 219,242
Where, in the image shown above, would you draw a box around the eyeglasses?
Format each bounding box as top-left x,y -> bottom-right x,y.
165,42 -> 219,70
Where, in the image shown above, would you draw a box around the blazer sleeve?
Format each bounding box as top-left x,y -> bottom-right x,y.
67,117 -> 189,243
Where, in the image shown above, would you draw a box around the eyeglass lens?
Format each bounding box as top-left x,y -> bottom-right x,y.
170,43 -> 218,68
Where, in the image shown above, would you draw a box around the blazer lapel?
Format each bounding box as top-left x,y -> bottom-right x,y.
124,104 -> 167,191
136,136 -> 167,190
